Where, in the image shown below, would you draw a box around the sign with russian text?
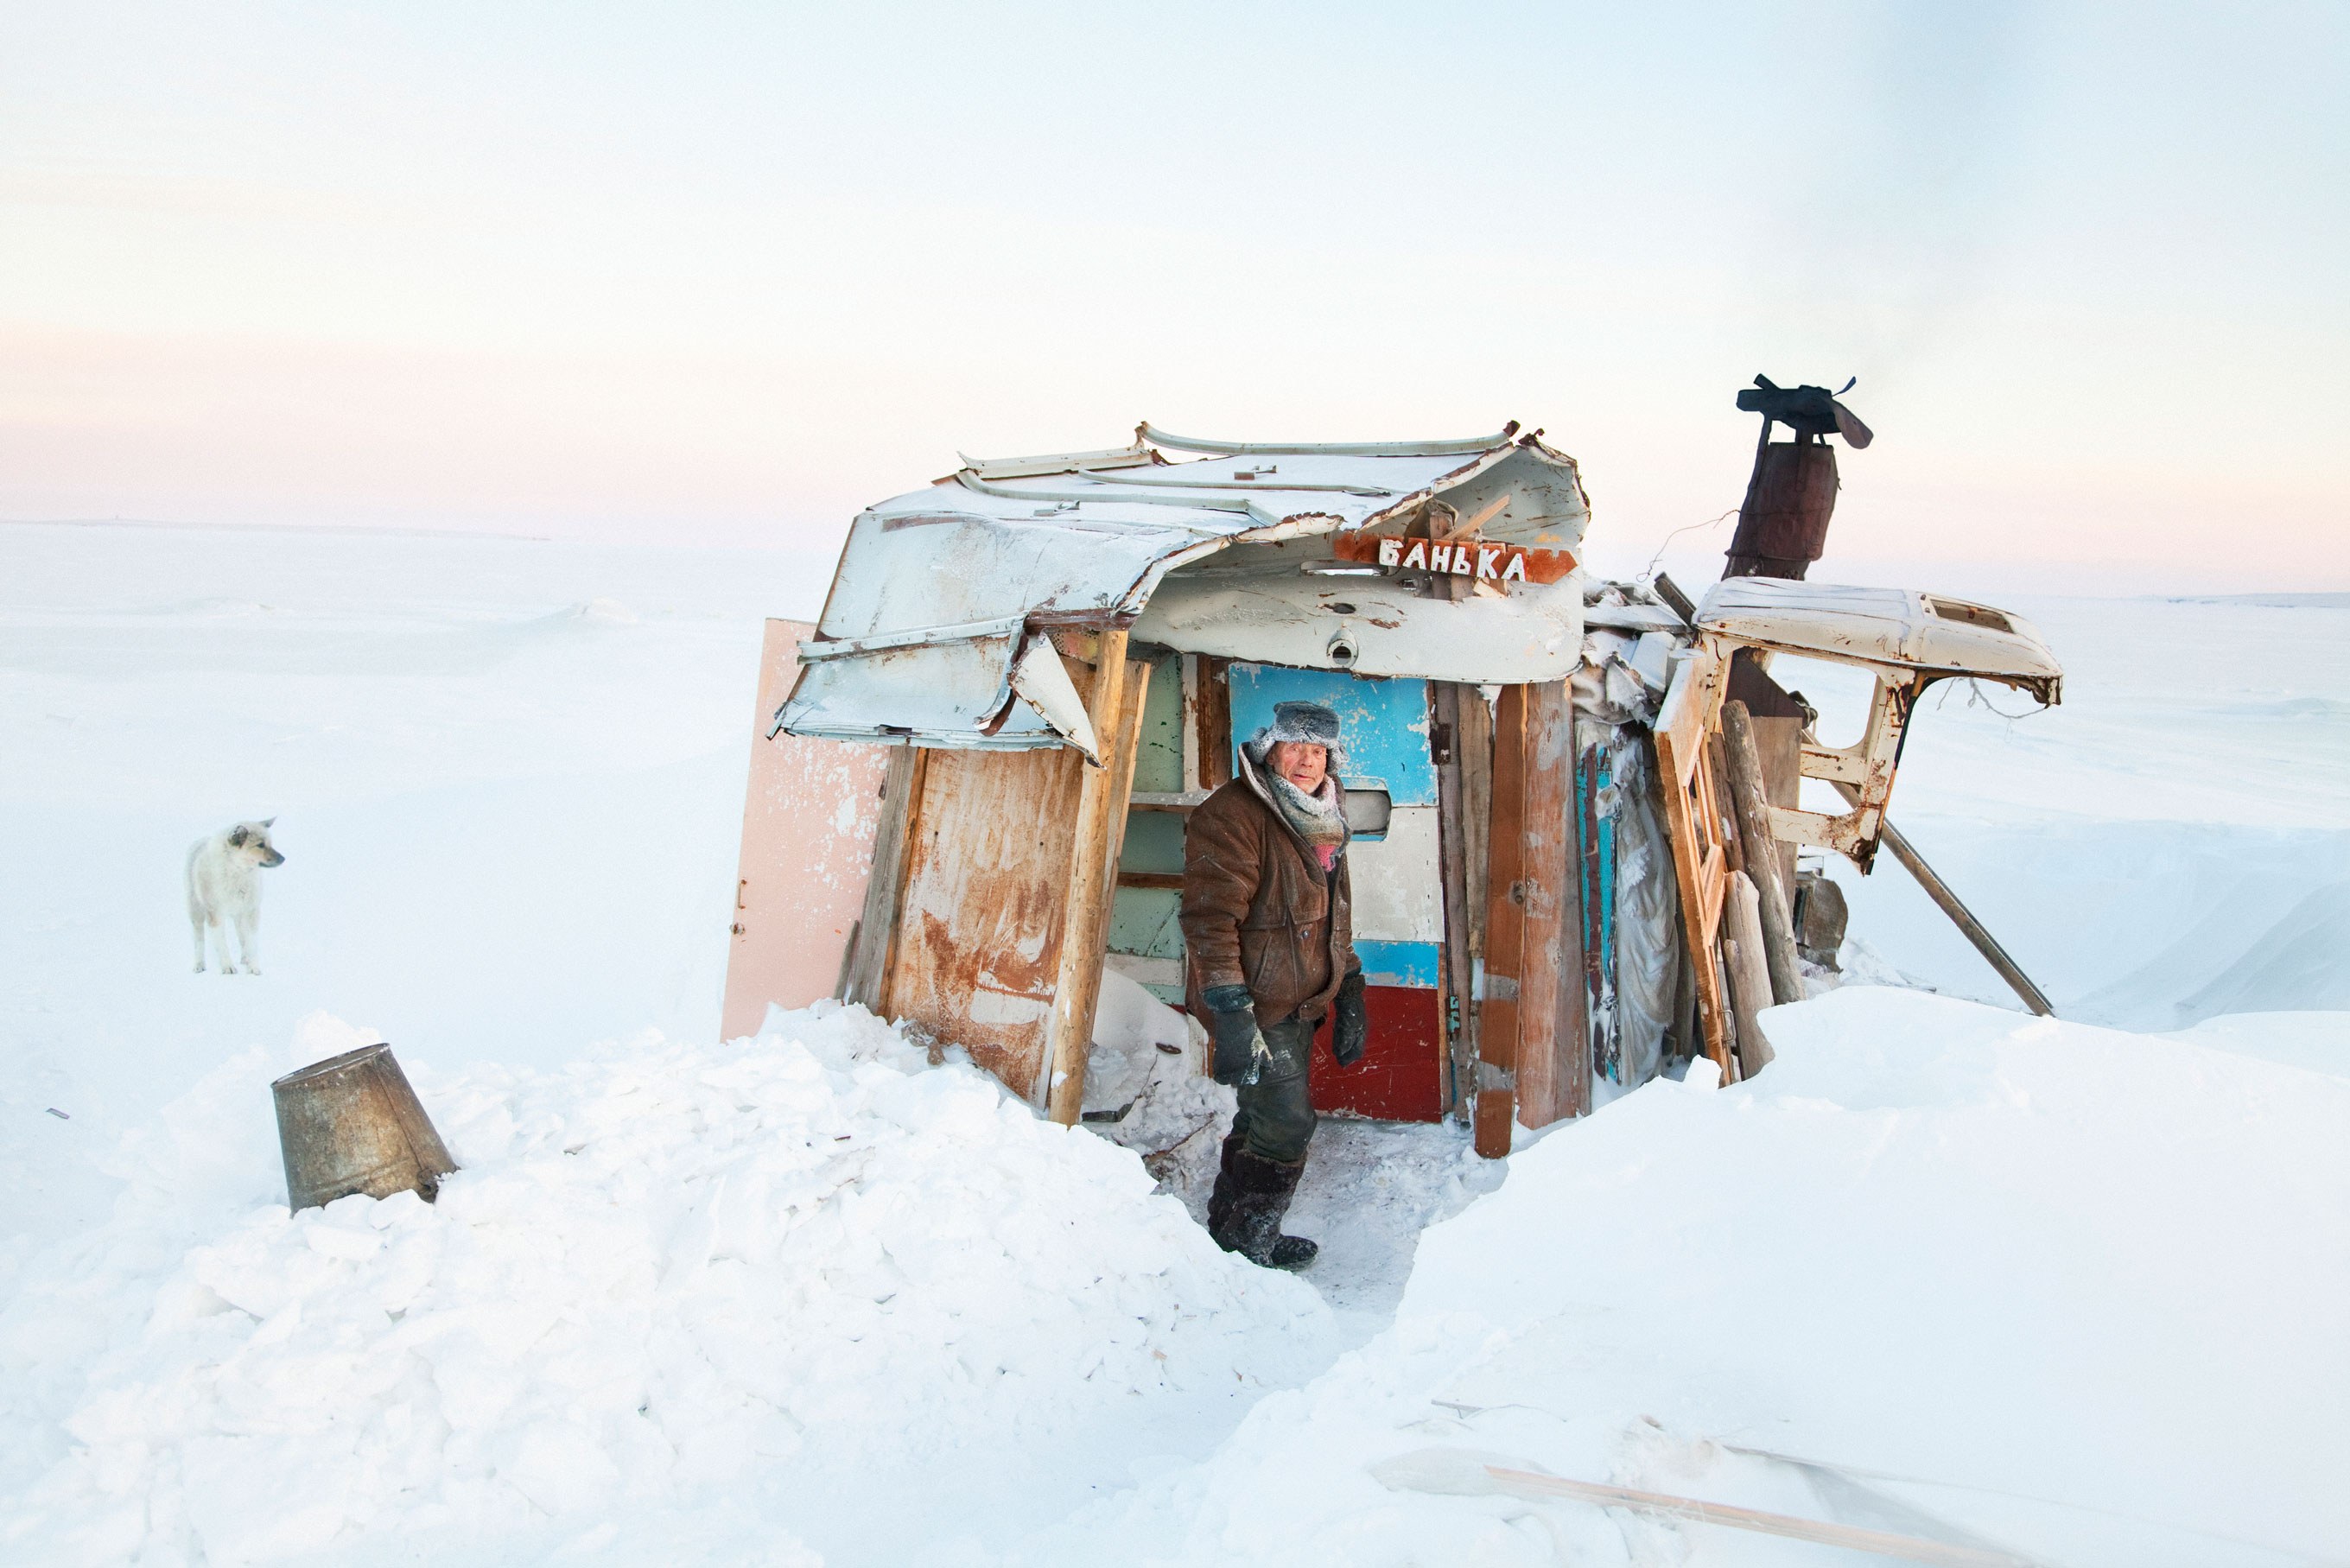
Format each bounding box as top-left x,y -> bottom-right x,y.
1329,530 -> 1577,586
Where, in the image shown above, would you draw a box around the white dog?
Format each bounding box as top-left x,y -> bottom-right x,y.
187,819 -> 285,974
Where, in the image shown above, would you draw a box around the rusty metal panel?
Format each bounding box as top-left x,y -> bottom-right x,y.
886,742 -> 1090,1099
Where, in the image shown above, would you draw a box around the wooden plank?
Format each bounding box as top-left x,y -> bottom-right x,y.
1195,655 -> 1233,788
1474,684 -> 1528,1158
1432,683 -> 1477,1122
1459,688 -> 1492,974
1723,870 -> 1777,1078
1750,713 -> 1802,891
1115,870 -> 1185,891
1179,652 -> 1203,793
1515,681 -> 1585,1127
887,733 -> 1088,1099
1721,701 -> 1804,1005
1459,1465 -> 2037,1567
1046,641 -> 1148,1126
722,618 -> 897,1037
1704,731 -> 1743,874
840,743 -> 926,1013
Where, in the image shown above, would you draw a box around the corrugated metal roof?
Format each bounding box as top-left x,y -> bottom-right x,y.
773,427 -> 1591,750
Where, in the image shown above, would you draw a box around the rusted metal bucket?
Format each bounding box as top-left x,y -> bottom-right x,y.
271,1044 -> 458,1211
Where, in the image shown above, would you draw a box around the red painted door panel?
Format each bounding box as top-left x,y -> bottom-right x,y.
1308,985 -> 1445,1122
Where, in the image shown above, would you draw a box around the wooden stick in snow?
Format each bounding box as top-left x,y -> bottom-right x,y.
1478,1465 -> 2040,1567
1829,780 -> 2055,1018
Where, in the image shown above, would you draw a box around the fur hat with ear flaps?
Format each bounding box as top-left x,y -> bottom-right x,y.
1242,701 -> 1346,775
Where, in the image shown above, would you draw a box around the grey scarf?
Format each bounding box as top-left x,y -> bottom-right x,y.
1250,751 -> 1349,868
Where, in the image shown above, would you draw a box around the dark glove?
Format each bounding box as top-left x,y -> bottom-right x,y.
1332,970 -> 1369,1067
1203,983 -> 1265,1087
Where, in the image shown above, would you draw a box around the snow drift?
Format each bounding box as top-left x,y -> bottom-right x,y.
0,1007 -> 1328,1565
1023,987 -> 2350,1566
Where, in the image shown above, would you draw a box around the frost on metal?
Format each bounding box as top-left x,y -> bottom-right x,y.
772,425 -> 1595,748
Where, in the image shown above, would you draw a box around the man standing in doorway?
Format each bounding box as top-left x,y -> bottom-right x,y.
1181,700 -> 1369,1270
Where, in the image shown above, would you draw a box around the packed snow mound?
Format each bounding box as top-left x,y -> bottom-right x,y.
2165,1009 -> 2350,1079
1023,987 -> 2350,1567
0,1005 -> 1327,1566
2177,879 -> 2350,1019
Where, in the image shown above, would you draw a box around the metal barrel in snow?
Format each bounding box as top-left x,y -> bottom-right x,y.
271,1043 -> 458,1211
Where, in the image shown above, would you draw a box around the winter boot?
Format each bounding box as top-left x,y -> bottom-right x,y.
1205,1134 -> 1318,1271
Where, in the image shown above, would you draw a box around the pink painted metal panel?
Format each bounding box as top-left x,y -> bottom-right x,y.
720,619 -> 893,1040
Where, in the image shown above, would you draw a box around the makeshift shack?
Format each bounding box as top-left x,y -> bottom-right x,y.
721,422 -> 2063,1158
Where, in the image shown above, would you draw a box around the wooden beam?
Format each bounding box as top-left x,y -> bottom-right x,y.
1045,638 -> 1149,1126
1721,701 -> 1805,1006
1178,652 -> 1203,794
1432,683 -> 1477,1121
1459,688 -> 1492,980
1832,779 -> 2057,1017
1461,1464 -> 2036,1567
1723,870 -> 1777,1077
1475,683 -> 1528,1158
840,744 -> 927,1012
1115,870 -> 1185,891
1514,681 -> 1585,1127
1195,655 -> 1233,789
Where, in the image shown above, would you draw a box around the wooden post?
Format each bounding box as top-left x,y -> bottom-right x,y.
1459,685 -> 1493,984
1831,779 -> 2056,1018
1432,682 -> 1477,1121
840,745 -> 927,1012
272,1044 -> 458,1211
1515,681 -> 1585,1126
1723,872 -> 1776,1078
1474,684 -> 1529,1158
1194,654 -> 1233,789
1433,682 -> 1496,1126
1720,701 -> 1805,1006
1045,638 -> 1149,1125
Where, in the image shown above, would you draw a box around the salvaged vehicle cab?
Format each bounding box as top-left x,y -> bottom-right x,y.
721,423 -> 2062,1155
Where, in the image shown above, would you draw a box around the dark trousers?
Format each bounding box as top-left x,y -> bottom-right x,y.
1231,1017 -> 1318,1165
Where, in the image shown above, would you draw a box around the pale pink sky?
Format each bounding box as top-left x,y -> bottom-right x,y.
3,3 -> 2343,594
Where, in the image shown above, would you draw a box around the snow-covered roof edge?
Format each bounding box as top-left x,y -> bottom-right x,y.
773,426 -> 1588,749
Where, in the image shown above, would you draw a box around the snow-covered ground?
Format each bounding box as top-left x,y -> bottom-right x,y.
3,522 -> 2346,1564
1019,988 -> 2350,1567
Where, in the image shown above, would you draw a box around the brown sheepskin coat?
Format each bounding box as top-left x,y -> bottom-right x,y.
1179,753 -> 1358,1031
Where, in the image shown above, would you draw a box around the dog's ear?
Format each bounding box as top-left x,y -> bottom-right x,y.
261,817 -> 276,828
229,827 -> 248,847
